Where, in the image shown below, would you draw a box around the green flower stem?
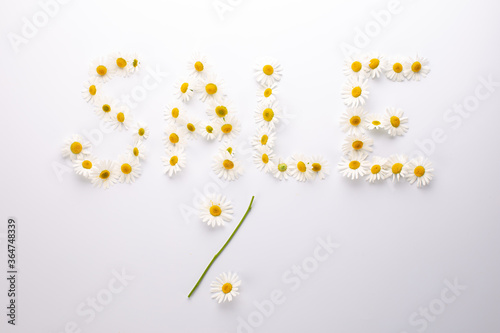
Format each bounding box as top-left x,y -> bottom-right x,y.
188,195 -> 255,298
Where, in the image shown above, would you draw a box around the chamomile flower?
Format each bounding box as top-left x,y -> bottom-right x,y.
341,77 -> 369,107
117,155 -> 142,184
198,74 -> 225,103
174,78 -> 195,102
200,193 -> 234,227
73,155 -> 97,178
288,154 -> 313,182
163,125 -> 188,149
132,122 -> 150,141
81,77 -> 102,104
343,55 -> 368,79
339,107 -> 368,135
253,146 -> 275,173
164,102 -> 186,125
187,52 -> 210,78
94,97 -> 119,121
212,149 -> 243,181
127,52 -> 141,75
62,134 -> 91,160
404,55 -> 430,81
255,100 -> 281,130
216,115 -> 240,141
162,147 -> 186,177
364,53 -> 386,79
110,106 -> 133,131
206,99 -> 235,120
201,122 -> 219,141
337,151 -> 370,180
382,108 -> 409,136
89,160 -> 119,189
385,57 -> 406,82
255,57 -> 282,86
403,157 -> 433,187
365,113 -> 383,130
385,154 -> 408,181
310,156 -> 330,180
271,157 -> 290,181
341,134 -> 374,155
251,127 -> 277,149
110,52 -> 131,77
210,272 -> 241,303
365,156 -> 390,183
89,56 -> 115,82
183,117 -> 202,140
128,140 -> 147,161
256,83 -> 279,103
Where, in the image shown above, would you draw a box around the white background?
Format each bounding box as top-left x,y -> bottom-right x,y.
1,0 -> 500,332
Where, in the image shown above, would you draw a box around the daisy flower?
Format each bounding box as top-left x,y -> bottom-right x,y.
132,122 -> 150,141
73,155 -> 97,178
253,146 -> 275,173
216,115 -> 240,141
288,154 -> 313,182
382,108 -> 409,136
164,102 -> 186,125
271,157 -> 290,181
341,77 -> 369,107
174,77 -> 195,102
338,151 -> 369,180
341,134 -> 374,155
89,56 -> 115,82
117,155 -> 142,184
162,147 -> 186,177
256,83 -> 279,103
110,52 -> 131,77
200,193 -> 234,227
163,125 -> 188,149
251,127 -> 277,149
128,140 -> 147,161
89,160 -> 119,189
184,117 -> 202,140
310,156 -> 330,180
127,52 -> 141,76
255,100 -> 281,130
200,122 -> 219,141
81,77 -> 102,104
364,52 -> 386,79
339,107 -> 368,135
110,106 -> 133,131
385,154 -> 408,181
207,98 -> 235,120
403,157 -> 434,187
94,97 -> 119,121
212,149 -> 243,181
385,57 -> 406,82
210,272 -> 241,303
62,134 -> 91,160
404,55 -> 430,81
187,52 -> 210,78
365,113 -> 383,130
343,55 -> 368,79
255,57 -> 282,86
366,156 -> 390,183
198,74 -> 225,103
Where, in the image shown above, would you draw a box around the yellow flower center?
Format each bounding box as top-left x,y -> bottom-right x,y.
222,282 -> 232,294
99,170 -> 110,179
411,61 -> 422,73
132,59 -> 138,67
371,165 -> 381,174
349,161 -> 360,170
260,135 -> 268,145
351,87 -> 362,98
312,163 -> 322,172
210,205 -> 222,216
393,63 -> 403,73
138,128 -> 145,136
369,58 -> 380,69
215,106 -> 228,117
170,156 -> 178,166
180,82 -> 189,93
70,142 -> 82,154
172,107 -> 179,118
82,160 -> 92,169
263,108 -> 274,122
223,159 -> 234,170
414,166 -> 425,177
350,116 -> 361,126
89,85 -> 97,96
351,61 -> 362,72
297,161 -> 306,173
390,116 -> 400,128
116,57 -> 127,68
133,147 -> 139,156
352,140 -> 363,150
121,163 -> 132,174
169,133 -> 179,144
102,104 -> 111,112
278,163 -> 287,172
264,88 -> 273,97
221,124 -> 232,134
392,163 -> 403,174
226,147 -> 233,154
372,120 -> 381,126
187,123 -> 195,132
205,83 -> 217,95
194,61 -> 204,72
262,154 -> 269,164
206,125 -> 213,133
117,112 -> 125,123
96,65 -> 107,76
263,65 -> 274,75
